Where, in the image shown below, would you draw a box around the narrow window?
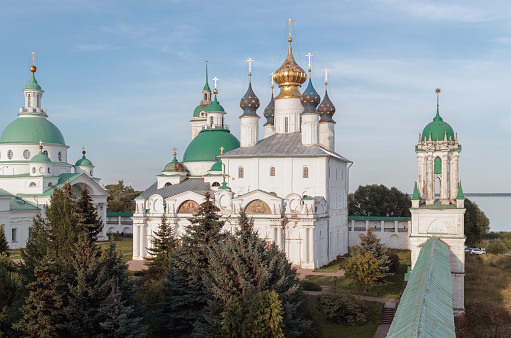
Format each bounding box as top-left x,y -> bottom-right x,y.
210,116 -> 214,126
32,167 -> 36,173
238,167 -> 244,179
7,150 -> 13,160
23,150 -> 31,159
270,167 -> 275,176
204,94 -> 207,101
27,94 -> 31,107
284,117 -> 289,133
37,94 -> 40,107
43,150 -> 48,157
303,166 -> 309,178
11,228 -> 17,242
29,182 -> 36,187
58,151 -> 62,161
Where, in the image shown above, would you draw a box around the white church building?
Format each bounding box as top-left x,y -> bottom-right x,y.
2,58 -> 109,249
133,30 -> 351,268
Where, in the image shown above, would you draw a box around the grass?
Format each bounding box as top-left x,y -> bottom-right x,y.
313,255 -> 348,272
321,300 -> 383,337
8,248 -> 21,258
305,250 -> 410,299
97,238 -> 133,261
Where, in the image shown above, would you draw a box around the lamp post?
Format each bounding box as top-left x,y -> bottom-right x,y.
334,276 -> 337,289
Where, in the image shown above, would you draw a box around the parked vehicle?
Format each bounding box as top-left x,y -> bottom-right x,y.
470,248 -> 486,255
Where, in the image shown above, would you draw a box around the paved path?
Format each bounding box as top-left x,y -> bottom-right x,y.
296,268 -> 345,278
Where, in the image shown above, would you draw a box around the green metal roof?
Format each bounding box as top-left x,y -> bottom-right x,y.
75,155 -> 93,167
422,107 -> 455,142
387,237 -> 455,338
411,182 -> 420,200
25,74 -> 42,90
193,104 -> 208,118
205,95 -> 225,112
107,212 -> 133,217
303,196 -> 315,200
348,216 -> 411,222
210,161 -> 222,171
41,173 -> 83,196
0,117 -> 66,145
183,128 -> 239,162
0,189 -> 14,197
10,197 -> 40,211
456,181 -> 465,200
30,151 -> 52,163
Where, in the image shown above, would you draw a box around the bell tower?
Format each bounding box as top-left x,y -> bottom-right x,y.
410,89 -> 466,316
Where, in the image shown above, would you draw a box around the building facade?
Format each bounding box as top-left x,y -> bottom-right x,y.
132,30 -> 351,268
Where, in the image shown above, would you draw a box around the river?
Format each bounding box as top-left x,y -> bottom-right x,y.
465,195 -> 511,232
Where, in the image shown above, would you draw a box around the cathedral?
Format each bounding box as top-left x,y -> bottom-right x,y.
1,56 -> 109,249
132,29 -> 351,268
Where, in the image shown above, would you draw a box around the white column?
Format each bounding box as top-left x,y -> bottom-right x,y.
140,224 -> 147,258
450,154 -> 459,202
441,155 -> 449,203
133,224 -> 140,259
240,116 -> 259,147
308,227 -> 313,265
304,228 -> 309,263
427,156 -> 434,204
276,226 -> 282,250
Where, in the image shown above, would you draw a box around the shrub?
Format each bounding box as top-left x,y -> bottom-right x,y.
389,253 -> 400,273
300,281 -> 322,292
487,239 -> 508,255
317,292 -> 366,325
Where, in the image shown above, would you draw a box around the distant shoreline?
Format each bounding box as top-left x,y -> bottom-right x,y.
406,193 -> 511,197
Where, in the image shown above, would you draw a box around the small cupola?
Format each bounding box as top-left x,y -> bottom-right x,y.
318,74 -> 336,124
157,148 -> 188,188
30,141 -> 52,176
74,147 -> 95,176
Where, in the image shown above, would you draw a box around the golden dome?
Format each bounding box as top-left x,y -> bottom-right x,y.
273,38 -> 307,99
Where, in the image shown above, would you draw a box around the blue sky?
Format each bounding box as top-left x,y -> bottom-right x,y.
0,0 -> 510,196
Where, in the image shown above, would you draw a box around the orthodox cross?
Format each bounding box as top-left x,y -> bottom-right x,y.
39,140 -> 43,151
322,68 -> 330,85
285,18 -> 295,38
173,147 -> 177,156
30,51 -> 37,64
220,146 -> 224,154
305,53 -> 314,72
213,77 -> 219,89
246,58 -> 254,77
269,72 -> 275,92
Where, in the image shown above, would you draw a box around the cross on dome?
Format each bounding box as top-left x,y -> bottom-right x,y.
305,53 -> 314,73
213,77 -> 219,89
30,51 -> 37,65
246,58 -> 254,76
173,147 -> 177,156
285,18 -> 295,39
220,146 -> 224,154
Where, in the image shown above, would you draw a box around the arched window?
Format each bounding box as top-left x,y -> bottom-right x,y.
210,116 -> 214,126
165,182 -> 172,186
23,150 -> 31,159
284,117 -> 289,133
58,151 -> 62,161
48,168 -> 51,174
303,166 -> 309,178
43,150 -> 48,157
29,182 -> 36,187
7,150 -> 13,160
434,157 -> 442,175
37,94 -> 40,107
32,167 -> 36,173
27,94 -> 31,107
48,182 -> 53,187
238,167 -> 244,179
270,167 -> 275,176
204,94 -> 207,101
212,182 -> 220,187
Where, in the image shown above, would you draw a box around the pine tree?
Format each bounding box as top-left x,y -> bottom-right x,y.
98,285 -> 144,338
0,226 -> 9,256
145,211 -> 177,279
156,192 -> 225,337
76,185 -> 104,242
0,253 -> 27,337
20,215 -> 51,279
202,211 -> 309,337
14,253 -> 67,337
351,228 -> 392,276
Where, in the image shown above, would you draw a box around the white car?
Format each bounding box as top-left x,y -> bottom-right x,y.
470,248 -> 486,255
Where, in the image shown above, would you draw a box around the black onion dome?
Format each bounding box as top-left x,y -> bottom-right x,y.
301,78 -> 321,115
318,90 -> 336,123
263,94 -> 275,126
240,82 -> 260,117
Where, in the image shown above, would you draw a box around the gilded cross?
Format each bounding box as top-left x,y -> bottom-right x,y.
173,147 -> 177,156
285,18 -> 295,38
83,146 -> 86,151
246,58 -> 254,75
322,68 -> 330,84
39,140 -> 43,147
305,53 -> 314,71
30,51 -> 37,64
220,146 -> 224,154
269,72 -> 275,90
213,77 -> 219,89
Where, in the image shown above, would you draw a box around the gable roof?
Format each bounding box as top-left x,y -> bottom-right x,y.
10,197 -> 40,211
219,132 -> 350,162
139,178 -> 210,199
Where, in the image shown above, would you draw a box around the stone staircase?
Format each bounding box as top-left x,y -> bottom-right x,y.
381,306 -> 396,325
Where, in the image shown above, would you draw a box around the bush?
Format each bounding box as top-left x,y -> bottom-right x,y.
298,296 -> 323,338
300,281 -> 322,291
389,253 -> 400,273
317,292 -> 366,325
487,239 -> 508,255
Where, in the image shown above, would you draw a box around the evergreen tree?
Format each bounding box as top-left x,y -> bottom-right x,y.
98,285 -> 144,338
0,226 -> 8,256
157,192 -> 225,337
145,211 -> 177,279
76,185 -> 104,242
14,253 -> 67,337
351,228 -> 392,275
201,211 -> 308,337
0,253 -> 27,337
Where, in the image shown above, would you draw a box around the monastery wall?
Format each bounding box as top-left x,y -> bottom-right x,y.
348,217 -> 411,250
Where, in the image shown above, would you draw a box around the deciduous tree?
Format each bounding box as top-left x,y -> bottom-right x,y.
345,252 -> 380,294
465,198 -> 490,246
348,184 -> 411,217
106,180 -> 141,213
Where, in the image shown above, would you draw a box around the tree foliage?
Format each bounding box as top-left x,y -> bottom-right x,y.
106,180 -> 141,213
145,211 -> 177,279
465,198 -> 490,246
317,291 -> 366,324
348,184 -> 411,217
76,185 -> 104,242
345,252 -> 380,294
0,254 -> 26,337
351,228 -> 392,275
0,227 -> 8,256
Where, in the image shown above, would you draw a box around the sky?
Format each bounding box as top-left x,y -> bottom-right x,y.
0,0 -> 510,197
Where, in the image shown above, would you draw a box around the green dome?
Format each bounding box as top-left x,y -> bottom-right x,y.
183,129 -> 240,162
75,155 -> 93,167
421,107 -> 455,141
30,151 -> 51,163
1,117 -> 66,145
193,104 -> 206,118
25,74 -> 42,90
210,161 -> 222,171
206,95 -> 224,112
163,156 -> 187,172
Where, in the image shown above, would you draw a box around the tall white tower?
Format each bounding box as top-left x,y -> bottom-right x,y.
239,59 -> 260,147
409,89 -> 465,315
272,25 -> 307,134
300,58 -> 320,146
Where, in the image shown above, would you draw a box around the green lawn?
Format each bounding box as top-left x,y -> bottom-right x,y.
313,255 -> 348,272
97,238 -> 133,261
321,300 -> 383,337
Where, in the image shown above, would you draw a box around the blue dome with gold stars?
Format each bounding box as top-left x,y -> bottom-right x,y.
301,78 -> 321,114
240,82 -> 260,117
318,90 -> 336,123
263,94 -> 275,126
